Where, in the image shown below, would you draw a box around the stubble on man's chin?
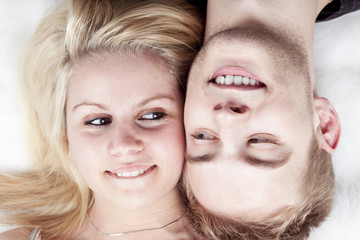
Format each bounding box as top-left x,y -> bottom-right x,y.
200,20 -> 313,109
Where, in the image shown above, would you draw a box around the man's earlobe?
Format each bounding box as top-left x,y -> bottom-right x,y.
314,97 -> 341,153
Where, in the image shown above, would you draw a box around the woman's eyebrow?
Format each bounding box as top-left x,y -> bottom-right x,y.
137,94 -> 176,107
72,102 -> 108,112
71,94 -> 176,113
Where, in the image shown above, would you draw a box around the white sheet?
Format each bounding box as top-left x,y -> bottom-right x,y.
0,1 -> 359,238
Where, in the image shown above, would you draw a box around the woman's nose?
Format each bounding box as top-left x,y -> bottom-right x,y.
109,128 -> 144,156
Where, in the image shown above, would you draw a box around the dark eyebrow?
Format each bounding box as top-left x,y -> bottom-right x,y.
186,152 -> 217,164
243,155 -> 289,169
186,151 -> 291,169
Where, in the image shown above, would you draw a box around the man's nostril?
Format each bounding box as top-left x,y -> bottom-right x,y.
230,106 -> 247,113
214,103 -> 247,113
214,104 -> 223,111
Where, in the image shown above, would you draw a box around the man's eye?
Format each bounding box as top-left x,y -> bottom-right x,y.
138,112 -> 167,121
193,132 -> 217,140
85,117 -> 112,126
248,137 -> 277,144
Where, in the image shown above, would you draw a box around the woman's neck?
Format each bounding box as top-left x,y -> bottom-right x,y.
75,187 -> 197,240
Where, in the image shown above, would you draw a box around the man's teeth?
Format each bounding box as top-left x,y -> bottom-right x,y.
116,168 -> 146,178
215,75 -> 260,86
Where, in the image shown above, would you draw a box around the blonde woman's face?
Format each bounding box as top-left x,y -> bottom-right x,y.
66,52 -> 185,210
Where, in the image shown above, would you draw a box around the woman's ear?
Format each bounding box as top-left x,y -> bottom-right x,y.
313,97 -> 341,153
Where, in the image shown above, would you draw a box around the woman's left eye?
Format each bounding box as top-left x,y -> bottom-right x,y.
138,112 -> 167,121
85,117 -> 112,126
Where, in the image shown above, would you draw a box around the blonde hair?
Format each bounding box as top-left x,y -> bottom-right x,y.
182,136 -> 334,240
0,0 -> 203,239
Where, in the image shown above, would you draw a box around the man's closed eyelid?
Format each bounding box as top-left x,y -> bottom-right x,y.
243,156 -> 287,168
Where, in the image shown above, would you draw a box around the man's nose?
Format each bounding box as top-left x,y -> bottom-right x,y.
213,102 -> 249,124
109,127 -> 144,156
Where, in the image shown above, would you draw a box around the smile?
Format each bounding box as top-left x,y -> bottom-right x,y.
110,165 -> 155,178
213,74 -> 265,87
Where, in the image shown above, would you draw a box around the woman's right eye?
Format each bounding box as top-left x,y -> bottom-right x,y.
192,132 -> 217,140
85,117 -> 112,126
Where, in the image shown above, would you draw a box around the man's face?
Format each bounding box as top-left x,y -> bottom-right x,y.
184,25 -> 316,220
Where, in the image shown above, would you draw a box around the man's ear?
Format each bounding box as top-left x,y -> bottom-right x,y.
313,97 -> 341,153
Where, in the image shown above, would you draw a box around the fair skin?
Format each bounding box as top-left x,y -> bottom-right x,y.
65,51 -> 195,240
0,51 -> 199,240
184,0 -> 341,221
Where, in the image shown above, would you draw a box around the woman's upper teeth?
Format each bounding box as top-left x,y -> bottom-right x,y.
116,168 -> 146,178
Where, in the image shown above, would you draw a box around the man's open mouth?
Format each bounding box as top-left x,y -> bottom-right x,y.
210,74 -> 266,89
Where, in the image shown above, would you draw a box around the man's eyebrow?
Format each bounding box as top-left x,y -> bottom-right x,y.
186,152 -> 217,164
243,148 -> 292,168
243,155 -> 289,169
186,150 -> 291,168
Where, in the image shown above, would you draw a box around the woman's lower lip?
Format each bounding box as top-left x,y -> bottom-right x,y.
106,165 -> 156,180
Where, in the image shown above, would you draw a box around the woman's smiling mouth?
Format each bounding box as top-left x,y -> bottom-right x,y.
107,165 -> 156,179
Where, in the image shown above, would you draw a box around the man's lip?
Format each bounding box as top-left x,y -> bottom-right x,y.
210,66 -> 266,86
